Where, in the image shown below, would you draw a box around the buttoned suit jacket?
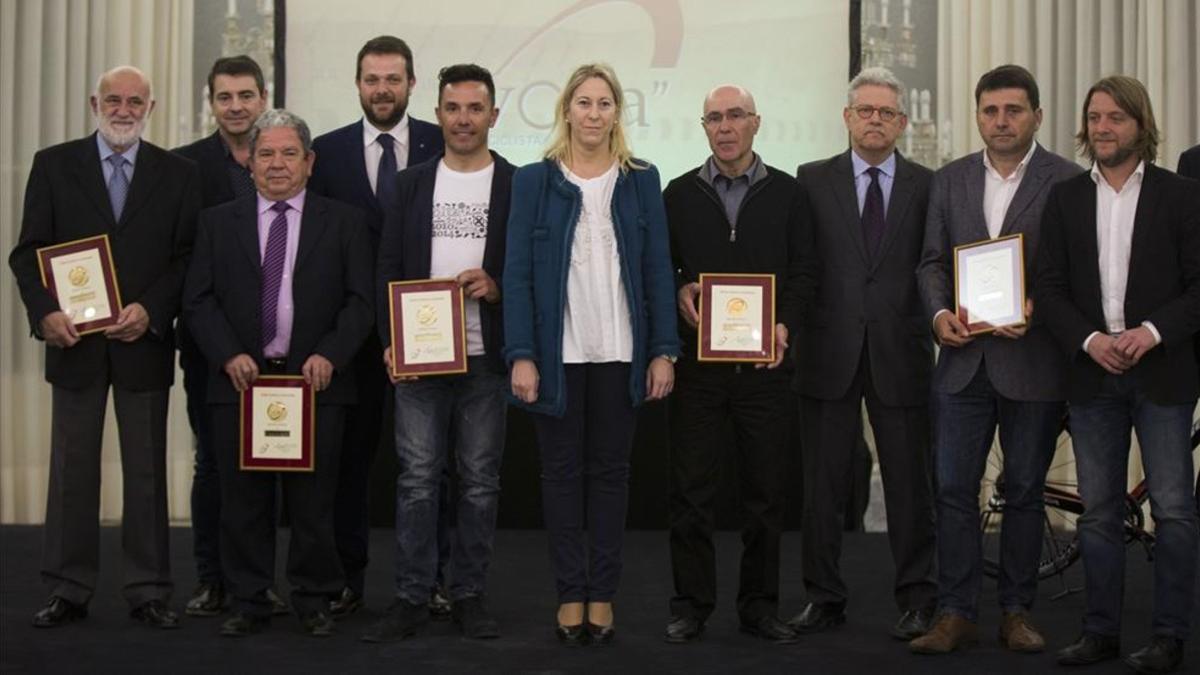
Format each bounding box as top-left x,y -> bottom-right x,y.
917,145 -> 1083,400
794,150 -> 934,406
9,133 -> 201,390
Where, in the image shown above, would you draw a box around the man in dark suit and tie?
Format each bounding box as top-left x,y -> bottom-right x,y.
308,35 -> 445,617
9,65 -> 201,629
173,54 -> 276,618
910,65 -> 1081,655
1037,76 -> 1199,675
790,66 -> 937,640
184,109 -> 373,638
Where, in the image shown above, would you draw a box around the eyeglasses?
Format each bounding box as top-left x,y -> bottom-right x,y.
850,105 -> 902,122
702,109 -> 757,126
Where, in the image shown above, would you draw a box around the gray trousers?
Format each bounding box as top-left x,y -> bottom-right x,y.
41,378 -> 172,607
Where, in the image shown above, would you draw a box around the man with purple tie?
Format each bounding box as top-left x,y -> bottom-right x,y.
184,109 -> 373,638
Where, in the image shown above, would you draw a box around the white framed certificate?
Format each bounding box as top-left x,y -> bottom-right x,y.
954,234 -> 1026,335
387,279 -> 468,376
36,234 -> 123,334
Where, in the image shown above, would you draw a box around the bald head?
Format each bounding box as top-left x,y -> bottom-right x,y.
91,66 -> 155,152
704,84 -> 756,115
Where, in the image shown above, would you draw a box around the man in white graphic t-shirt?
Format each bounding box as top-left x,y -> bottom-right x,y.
365,63 -> 515,643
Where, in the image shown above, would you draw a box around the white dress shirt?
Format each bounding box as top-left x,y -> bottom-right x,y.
361,114 -> 410,194
982,142 -> 1036,239
1082,161 -> 1161,351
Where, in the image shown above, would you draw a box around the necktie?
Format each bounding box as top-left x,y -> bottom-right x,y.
862,166 -> 886,261
261,201 -> 290,348
107,155 -> 130,221
375,133 -> 397,209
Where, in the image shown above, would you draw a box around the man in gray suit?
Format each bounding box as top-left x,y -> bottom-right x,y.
790,66 -> 937,640
910,65 -> 1081,654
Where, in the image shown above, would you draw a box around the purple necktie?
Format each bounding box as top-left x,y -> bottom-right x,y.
863,166 -> 886,261
261,201 -> 290,349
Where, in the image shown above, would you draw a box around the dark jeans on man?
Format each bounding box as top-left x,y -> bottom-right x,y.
531,362 -> 635,603
392,357 -> 506,604
42,378 -> 172,607
933,365 -> 1063,620
1069,372 -> 1198,641
800,347 -> 936,612
212,404 -> 345,618
668,360 -> 790,623
179,327 -> 221,586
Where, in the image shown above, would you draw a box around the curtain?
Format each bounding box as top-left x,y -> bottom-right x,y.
1,0 -> 195,524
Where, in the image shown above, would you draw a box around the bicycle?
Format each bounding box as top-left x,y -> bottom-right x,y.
978,413 -> 1200,600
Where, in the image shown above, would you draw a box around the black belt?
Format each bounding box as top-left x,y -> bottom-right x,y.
263,358 -> 287,374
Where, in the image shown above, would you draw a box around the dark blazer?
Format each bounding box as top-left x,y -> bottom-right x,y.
376,152 -> 515,373
1034,164 -> 1200,404
794,150 -> 934,406
174,131 -> 239,208
917,145 -> 1083,401
183,192 -> 375,405
1178,144 -> 1200,180
8,133 -> 201,390
308,117 -> 444,236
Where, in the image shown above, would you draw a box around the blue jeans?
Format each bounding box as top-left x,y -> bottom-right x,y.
1070,373 -> 1198,640
933,366 -> 1063,620
392,357 -> 506,604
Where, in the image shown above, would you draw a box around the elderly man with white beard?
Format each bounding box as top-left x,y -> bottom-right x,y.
8,65 -> 201,629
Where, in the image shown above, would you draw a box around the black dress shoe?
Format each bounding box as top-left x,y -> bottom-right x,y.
452,596 -> 500,639
787,602 -> 846,634
891,606 -> 935,640
329,587 -> 363,620
1057,632 -> 1121,666
740,615 -> 801,644
185,583 -> 226,617
429,584 -> 452,620
220,612 -> 270,637
130,600 -> 180,629
555,623 -> 590,646
300,611 -> 337,638
664,615 -> 705,644
360,599 -> 429,643
587,621 -> 616,646
1124,636 -> 1184,674
31,597 -> 87,628
266,587 -> 290,616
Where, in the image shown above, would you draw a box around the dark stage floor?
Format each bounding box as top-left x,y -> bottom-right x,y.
0,526 -> 1179,674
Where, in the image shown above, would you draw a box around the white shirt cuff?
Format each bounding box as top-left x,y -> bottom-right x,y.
1082,331 -> 1102,352
1142,321 -> 1162,345
932,308 -> 950,330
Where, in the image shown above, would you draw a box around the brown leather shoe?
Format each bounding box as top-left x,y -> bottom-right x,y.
999,612 -> 1045,653
909,614 -> 978,654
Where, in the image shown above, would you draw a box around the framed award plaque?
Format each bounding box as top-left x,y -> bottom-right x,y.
697,273 -> 776,363
954,233 -> 1026,335
387,278 -> 468,377
36,234 -> 123,334
240,376 -> 314,472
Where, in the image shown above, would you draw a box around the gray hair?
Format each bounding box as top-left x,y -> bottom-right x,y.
249,108 -> 313,154
848,66 -> 906,112
94,65 -> 153,99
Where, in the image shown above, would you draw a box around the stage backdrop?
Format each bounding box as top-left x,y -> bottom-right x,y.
284,0 -> 850,528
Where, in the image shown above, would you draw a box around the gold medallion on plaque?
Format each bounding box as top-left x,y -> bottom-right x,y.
68,266 -> 89,287
725,297 -> 748,316
266,401 -> 287,422
417,304 -> 438,326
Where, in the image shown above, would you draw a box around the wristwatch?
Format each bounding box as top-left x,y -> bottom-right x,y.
657,354 -> 679,364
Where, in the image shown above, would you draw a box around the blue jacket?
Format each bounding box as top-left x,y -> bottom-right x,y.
503,159 -> 680,416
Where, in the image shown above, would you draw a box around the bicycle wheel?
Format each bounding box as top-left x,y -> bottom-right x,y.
980,427 -> 1082,580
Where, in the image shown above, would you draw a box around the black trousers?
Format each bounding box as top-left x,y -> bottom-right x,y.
668,360 -> 791,622
212,403 -> 345,618
178,327 -> 223,586
800,347 -> 936,611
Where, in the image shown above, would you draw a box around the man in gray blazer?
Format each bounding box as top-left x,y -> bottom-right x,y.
910,65 -> 1082,654
791,66 -> 937,640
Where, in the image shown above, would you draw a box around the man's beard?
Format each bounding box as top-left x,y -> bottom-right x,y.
361,94 -> 407,128
96,112 -> 145,148
1092,136 -> 1137,168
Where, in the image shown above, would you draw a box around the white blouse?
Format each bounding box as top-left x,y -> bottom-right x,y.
560,162 -> 633,364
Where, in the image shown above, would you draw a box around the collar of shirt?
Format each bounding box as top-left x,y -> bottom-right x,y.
699,152 -> 767,188
850,149 -> 895,180
1090,159 -> 1145,192
362,114 -> 409,150
983,141 -> 1037,182
96,133 -> 140,168
257,190 -> 307,217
